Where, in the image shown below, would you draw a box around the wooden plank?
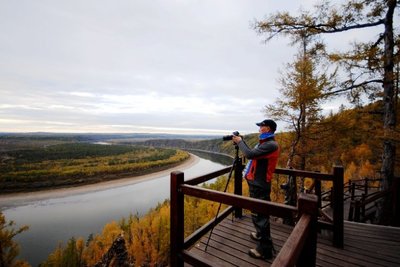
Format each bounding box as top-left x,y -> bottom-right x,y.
196,237 -> 268,266
344,221 -> 400,238
187,215 -> 400,267
188,246 -> 241,267
317,237 -> 400,264
316,246 -> 389,267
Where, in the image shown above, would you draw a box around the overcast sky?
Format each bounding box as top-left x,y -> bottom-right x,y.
0,0 -> 378,135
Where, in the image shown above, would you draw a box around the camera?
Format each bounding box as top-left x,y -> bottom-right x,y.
222,131 -> 240,141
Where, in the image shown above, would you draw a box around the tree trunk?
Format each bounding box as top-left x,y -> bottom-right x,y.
377,0 -> 397,224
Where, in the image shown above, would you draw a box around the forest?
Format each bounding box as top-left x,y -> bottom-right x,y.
0,143 -> 189,193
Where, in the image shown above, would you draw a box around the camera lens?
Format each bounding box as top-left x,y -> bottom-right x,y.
222,135 -> 233,141
222,131 -> 240,141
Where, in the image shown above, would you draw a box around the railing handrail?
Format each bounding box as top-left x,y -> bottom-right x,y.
275,167 -> 335,180
272,214 -> 313,267
347,177 -> 397,223
279,166 -> 344,247
170,163 -> 341,266
352,189 -> 391,207
349,177 -> 383,183
181,184 -> 297,217
185,166 -> 232,185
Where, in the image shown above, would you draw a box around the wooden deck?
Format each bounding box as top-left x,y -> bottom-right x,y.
187,215 -> 400,267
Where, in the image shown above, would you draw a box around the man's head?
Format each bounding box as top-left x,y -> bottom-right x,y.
256,119 -> 277,133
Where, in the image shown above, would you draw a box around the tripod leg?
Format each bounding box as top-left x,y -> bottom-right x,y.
204,155 -> 239,251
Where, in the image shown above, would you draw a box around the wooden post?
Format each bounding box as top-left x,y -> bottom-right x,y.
315,179 -> 322,209
354,200 -> 361,222
297,193 -> 318,267
283,174 -> 297,226
170,171 -> 184,267
361,194 -> 366,220
348,183 -> 356,221
332,166 -> 344,248
350,182 -> 355,200
393,176 -> 400,226
293,175 -> 298,207
234,157 -> 243,218
349,179 -> 353,197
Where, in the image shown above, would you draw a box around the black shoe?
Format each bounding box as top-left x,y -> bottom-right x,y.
248,248 -> 273,260
250,232 -> 261,241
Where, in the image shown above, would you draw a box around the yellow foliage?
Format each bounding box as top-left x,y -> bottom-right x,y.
83,221 -> 122,266
42,245 -> 63,267
303,178 -> 314,190
0,212 -> 30,267
341,143 -> 372,166
344,160 -> 377,183
11,261 -> 31,267
359,160 -> 376,178
125,204 -> 170,266
344,162 -> 358,182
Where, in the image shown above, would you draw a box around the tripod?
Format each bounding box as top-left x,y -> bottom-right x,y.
205,145 -> 241,251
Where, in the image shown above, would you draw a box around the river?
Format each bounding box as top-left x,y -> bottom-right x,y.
1,152 -> 232,266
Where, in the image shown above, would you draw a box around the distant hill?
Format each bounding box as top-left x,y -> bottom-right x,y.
2,99 -> 398,176
124,133 -> 260,156
0,132 -> 218,141
0,132 -> 218,152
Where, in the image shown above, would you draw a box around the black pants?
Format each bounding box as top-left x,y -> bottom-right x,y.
248,183 -> 273,255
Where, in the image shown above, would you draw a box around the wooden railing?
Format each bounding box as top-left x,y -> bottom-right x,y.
271,194 -> 318,267
170,163 -> 344,267
276,166 -> 344,248
347,177 -> 399,223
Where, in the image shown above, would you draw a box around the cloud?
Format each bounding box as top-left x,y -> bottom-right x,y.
0,0 -> 368,135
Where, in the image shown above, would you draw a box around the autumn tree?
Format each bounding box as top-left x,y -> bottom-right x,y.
266,35 -> 334,171
255,0 -> 399,224
0,212 -> 30,267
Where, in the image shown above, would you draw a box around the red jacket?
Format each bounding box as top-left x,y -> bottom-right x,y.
245,148 -> 280,183
238,137 -> 279,186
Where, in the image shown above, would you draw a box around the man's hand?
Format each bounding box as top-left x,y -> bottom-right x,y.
232,135 -> 242,144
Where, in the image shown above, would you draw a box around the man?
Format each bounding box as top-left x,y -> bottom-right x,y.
232,119 -> 280,260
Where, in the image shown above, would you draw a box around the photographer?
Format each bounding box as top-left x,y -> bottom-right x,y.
232,119 -> 279,260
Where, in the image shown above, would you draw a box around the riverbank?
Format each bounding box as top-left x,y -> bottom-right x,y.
0,153 -> 199,208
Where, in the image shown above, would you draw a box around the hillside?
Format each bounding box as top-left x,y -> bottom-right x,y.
122,101 -> 399,180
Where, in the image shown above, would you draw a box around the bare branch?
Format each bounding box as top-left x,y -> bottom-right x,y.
306,19 -> 385,34
258,19 -> 386,41
323,79 -> 383,96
